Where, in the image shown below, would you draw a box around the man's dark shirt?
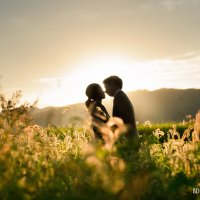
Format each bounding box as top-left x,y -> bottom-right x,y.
113,90 -> 137,136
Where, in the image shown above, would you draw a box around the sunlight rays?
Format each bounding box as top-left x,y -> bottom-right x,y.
26,52 -> 200,108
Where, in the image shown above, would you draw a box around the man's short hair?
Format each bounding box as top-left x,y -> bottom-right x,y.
103,75 -> 123,89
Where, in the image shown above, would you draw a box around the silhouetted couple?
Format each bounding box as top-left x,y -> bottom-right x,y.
85,76 -> 138,142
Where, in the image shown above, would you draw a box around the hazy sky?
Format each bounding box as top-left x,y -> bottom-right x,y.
0,0 -> 200,107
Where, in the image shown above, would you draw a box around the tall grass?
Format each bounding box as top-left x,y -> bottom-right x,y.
0,92 -> 199,200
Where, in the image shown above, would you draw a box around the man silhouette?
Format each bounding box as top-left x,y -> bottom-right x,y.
103,75 -> 138,137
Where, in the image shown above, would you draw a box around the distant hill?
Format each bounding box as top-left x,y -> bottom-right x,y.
30,103 -> 90,127
128,88 -> 200,123
30,88 -> 200,126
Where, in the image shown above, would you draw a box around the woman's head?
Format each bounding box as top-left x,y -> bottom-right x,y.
85,83 -> 105,100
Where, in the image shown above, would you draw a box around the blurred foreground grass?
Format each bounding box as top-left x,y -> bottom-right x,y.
0,91 -> 199,200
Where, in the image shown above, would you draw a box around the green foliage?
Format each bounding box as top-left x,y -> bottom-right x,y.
138,122 -> 190,142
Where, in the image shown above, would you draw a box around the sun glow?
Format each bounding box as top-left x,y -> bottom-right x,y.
36,54 -> 165,107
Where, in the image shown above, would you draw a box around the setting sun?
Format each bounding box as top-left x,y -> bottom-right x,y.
34,54 -> 165,107
36,54 -> 135,107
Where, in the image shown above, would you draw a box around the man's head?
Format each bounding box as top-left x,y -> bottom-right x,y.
103,76 -> 123,96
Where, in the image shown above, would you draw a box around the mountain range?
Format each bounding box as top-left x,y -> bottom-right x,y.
30,88 -> 200,126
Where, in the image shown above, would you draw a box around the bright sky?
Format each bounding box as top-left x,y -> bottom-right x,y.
0,0 -> 200,107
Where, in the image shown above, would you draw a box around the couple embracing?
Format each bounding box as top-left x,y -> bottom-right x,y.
85,75 -> 138,143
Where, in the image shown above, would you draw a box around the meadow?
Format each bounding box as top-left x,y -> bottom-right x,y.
0,91 -> 199,200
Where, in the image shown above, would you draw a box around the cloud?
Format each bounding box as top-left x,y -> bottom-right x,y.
162,0 -> 200,10
172,52 -> 200,63
38,77 -> 65,83
162,0 -> 186,10
131,52 -> 200,90
147,51 -> 200,66
135,0 -> 200,12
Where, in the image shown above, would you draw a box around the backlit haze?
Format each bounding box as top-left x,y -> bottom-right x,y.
1,0 -> 200,108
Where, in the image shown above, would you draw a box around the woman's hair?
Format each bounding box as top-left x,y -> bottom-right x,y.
85,83 -> 105,100
103,75 -> 123,89
85,98 -> 93,108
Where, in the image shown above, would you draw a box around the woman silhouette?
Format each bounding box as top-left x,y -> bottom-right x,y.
85,83 -> 110,140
